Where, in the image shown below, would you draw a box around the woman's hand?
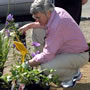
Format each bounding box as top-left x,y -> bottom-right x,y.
18,23 -> 31,34
28,59 -> 40,67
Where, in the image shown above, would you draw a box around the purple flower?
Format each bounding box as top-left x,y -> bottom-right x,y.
5,21 -> 9,26
5,29 -> 10,37
6,14 -> 13,21
32,42 -> 40,47
7,30 -> 10,37
36,51 -> 40,54
13,44 -> 16,48
8,33 -> 10,37
31,52 -> 36,57
31,51 -> 40,57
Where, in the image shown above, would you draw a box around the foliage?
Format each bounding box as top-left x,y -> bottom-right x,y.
0,63 -> 59,89
0,14 -> 19,71
88,43 -> 90,47
0,39 -> 59,89
5,14 -> 22,41
0,28 -> 10,71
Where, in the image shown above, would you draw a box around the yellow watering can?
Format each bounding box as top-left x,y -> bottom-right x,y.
13,41 -> 28,63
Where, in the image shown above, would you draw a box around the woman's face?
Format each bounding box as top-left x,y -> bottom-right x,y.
32,12 -> 50,26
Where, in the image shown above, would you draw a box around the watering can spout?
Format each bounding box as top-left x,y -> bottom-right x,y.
13,41 -> 28,63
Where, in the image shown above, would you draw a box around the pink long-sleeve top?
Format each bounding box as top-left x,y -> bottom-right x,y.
33,7 -> 88,63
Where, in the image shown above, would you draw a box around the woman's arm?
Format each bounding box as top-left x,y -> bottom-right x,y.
19,22 -> 44,34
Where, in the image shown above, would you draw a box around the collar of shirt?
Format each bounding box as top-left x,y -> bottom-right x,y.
46,8 -> 56,29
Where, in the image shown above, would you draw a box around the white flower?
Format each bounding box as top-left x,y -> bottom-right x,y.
46,83 -> 49,86
7,76 -> 11,81
0,29 -> 4,34
47,74 -> 53,79
15,23 -> 19,28
10,32 -> 15,37
16,65 -> 20,68
4,36 -> 8,40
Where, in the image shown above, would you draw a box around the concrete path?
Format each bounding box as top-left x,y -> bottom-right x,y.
82,0 -> 90,17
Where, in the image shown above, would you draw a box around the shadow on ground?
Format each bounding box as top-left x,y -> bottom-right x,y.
63,83 -> 90,90
50,83 -> 90,90
81,17 -> 90,21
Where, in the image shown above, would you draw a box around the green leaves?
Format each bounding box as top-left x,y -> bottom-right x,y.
0,33 -> 9,70
1,63 -> 59,88
88,43 -> 90,47
0,13 -> 21,73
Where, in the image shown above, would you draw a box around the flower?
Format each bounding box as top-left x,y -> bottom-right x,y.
5,29 -> 10,37
5,21 -> 9,27
10,32 -> 15,37
31,52 -> 36,57
6,14 -> 14,21
31,51 -> 40,57
36,50 -> 40,54
32,42 -> 40,47
47,74 -> 53,79
0,29 -> 4,34
13,44 -> 16,48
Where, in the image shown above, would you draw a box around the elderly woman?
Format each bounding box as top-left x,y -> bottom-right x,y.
19,0 -> 89,88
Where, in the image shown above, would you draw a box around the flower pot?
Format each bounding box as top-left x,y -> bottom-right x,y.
0,80 -> 11,90
25,84 -> 50,90
0,87 -> 10,90
0,67 -> 4,76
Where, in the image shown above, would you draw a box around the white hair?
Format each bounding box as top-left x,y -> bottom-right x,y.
30,0 -> 55,14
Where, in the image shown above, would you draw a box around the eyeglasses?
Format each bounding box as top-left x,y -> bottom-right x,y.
32,15 -> 40,20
